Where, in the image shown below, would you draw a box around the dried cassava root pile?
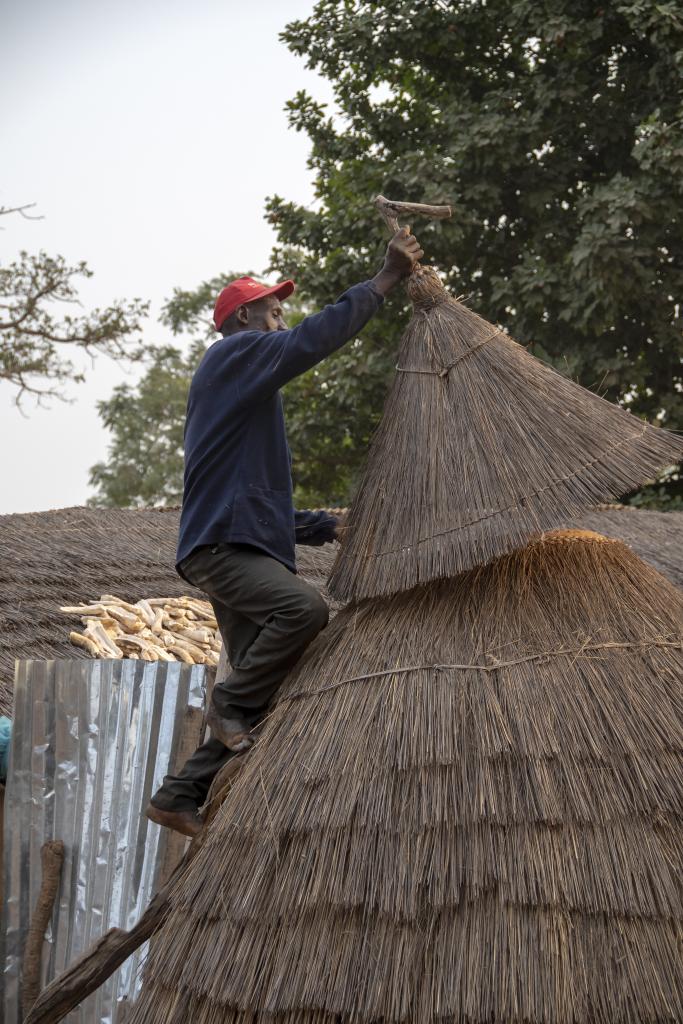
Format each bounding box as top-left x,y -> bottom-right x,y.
60,595 -> 220,666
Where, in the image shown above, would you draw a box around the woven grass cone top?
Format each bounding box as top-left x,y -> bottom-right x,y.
130,532 -> 683,1024
328,267 -> 683,602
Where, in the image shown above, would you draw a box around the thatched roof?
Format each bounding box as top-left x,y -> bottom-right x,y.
1,503 -> 680,720
572,504 -> 683,590
0,506 -> 334,718
329,266 -> 683,601
129,531 -> 683,1023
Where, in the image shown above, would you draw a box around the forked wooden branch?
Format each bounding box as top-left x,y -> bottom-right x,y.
23,899 -> 166,1024
374,194 -> 452,233
23,830 -> 207,1024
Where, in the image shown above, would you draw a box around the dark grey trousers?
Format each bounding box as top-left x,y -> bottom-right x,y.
151,543 -> 329,812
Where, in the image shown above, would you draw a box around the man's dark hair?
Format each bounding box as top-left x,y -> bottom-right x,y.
220,310 -> 242,336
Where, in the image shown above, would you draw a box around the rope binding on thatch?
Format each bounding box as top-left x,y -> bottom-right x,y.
368,427 -> 651,557
279,635 -> 682,705
395,325 -> 501,378
396,327 -> 502,378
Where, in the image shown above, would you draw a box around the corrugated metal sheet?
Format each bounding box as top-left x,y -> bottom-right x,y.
2,658 -> 207,1023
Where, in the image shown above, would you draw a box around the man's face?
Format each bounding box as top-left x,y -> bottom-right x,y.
241,294 -> 288,332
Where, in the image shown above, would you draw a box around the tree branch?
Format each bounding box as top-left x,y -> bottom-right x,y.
0,250 -> 148,403
0,202 -> 42,222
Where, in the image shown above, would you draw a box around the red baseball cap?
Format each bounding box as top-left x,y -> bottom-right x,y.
213,276 -> 295,330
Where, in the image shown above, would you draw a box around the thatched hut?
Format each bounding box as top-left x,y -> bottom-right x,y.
0,506 -> 335,717
127,530 -> 683,1022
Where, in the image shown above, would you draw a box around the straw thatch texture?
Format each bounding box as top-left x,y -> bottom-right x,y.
0,505 -> 335,718
572,505 -> 683,591
1,503 -> 680,720
129,532 -> 683,1024
329,266 -> 683,602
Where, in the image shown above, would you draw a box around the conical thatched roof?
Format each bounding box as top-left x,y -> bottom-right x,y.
329,267 -> 683,602
0,506 -> 334,717
129,531 -> 683,1024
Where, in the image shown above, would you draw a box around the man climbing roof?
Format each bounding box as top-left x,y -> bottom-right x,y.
147,225 -> 423,836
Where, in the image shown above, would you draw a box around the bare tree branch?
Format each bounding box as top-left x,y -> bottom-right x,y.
0,202 -> 43,223
0,250 -> 149,403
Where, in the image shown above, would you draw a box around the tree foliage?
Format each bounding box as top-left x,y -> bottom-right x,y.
1,204 -> 148,404
89,0 -> 683,509
266,0 -> 683,507
87,341 -> 205,508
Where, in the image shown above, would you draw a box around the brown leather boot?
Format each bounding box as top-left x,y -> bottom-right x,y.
145,802 -> 203,838
207,706 -> 255,752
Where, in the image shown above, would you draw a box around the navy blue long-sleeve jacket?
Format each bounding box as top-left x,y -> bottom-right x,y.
176,280 -> 384,576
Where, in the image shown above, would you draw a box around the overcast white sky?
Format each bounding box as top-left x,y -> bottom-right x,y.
1,0 -> 332,514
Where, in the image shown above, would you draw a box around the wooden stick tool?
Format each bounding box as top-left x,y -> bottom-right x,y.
374,194 -> 452,234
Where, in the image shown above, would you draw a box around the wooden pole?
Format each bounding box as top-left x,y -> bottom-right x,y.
22,841 -> 65,1019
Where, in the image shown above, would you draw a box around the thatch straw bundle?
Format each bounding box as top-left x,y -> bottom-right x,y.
129,531 -> 683,1024
329,267 -> 683,602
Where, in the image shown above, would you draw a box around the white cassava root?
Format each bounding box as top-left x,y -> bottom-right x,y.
61,594 -> 221,666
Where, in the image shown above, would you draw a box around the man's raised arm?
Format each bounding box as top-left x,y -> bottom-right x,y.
235,228 -> 424,402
